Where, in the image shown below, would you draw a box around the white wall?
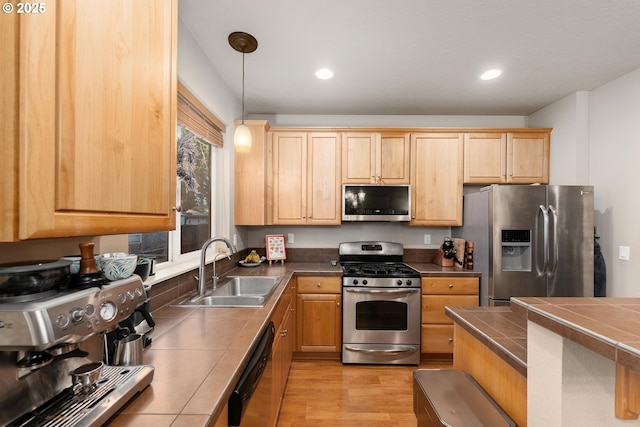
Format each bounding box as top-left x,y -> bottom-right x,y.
177,19 -> 249,249
528,68 -> 640,296
589,68 -> 640,296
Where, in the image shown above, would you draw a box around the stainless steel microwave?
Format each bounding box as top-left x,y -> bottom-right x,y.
342,184 -> 411,222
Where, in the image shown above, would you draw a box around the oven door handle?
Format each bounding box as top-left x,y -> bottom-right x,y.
344,288 -> 420,295
344,344 -> 419,355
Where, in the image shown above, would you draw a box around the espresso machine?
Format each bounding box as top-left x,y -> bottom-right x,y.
0,274 -> 154,426
104,283 -> 155,365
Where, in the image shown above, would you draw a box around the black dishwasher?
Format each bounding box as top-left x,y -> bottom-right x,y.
228,321 -> 275,427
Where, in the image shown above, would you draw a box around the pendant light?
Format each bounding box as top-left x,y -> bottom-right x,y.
229,32 -> 258,153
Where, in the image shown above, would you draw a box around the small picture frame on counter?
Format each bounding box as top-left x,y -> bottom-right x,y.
265,234 -> 286,264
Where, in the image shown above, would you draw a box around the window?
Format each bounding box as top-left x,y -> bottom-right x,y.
129,83 -> 226,264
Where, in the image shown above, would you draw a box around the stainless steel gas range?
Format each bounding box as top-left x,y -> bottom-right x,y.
0,271 -> 154,427
340,241 -> 421,365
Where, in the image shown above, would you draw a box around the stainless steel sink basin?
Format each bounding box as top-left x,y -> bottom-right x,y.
174,276 -> 282,308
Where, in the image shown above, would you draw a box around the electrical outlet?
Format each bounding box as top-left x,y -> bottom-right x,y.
288,233 -> 295,243
424,234 -> 431,245
619,245 -> 630,261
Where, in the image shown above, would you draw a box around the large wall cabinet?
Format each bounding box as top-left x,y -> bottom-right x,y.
410,133 -> 464,226
342,132 -> 410,184
271,132 -> 341,225
1,0 -> 178,241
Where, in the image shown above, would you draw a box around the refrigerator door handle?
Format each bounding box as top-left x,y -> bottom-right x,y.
536,204 -> 549,277
548,205 -> 559,277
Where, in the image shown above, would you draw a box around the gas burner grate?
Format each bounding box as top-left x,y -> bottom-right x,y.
8,365 -> 154,427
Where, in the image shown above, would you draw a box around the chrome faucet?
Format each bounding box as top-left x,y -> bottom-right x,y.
197,236 -> 236,296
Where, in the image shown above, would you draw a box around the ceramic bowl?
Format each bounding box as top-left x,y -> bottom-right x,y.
100,253 -> 137,281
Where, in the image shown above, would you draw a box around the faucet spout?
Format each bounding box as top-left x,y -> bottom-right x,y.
197,236 -> 236,296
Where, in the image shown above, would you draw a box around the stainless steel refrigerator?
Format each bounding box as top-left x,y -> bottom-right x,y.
452,185 -> 594,306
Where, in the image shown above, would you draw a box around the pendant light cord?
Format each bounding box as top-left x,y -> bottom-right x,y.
241,51 -> 245,125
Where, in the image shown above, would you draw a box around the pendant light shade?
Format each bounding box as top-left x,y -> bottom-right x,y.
229,32 -> 258,153
234,123 -> 252,153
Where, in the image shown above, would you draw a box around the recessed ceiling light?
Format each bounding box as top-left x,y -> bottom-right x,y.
480,69 -> 502,80
315,68 -> 334,80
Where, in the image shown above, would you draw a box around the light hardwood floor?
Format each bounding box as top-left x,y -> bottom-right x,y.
276,359 -> 452,427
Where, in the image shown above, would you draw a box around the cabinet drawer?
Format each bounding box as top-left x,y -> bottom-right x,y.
421,277 -> 478,295
421,295 -> 479,324
297,276 -> 341,294
421,324 -> 454,354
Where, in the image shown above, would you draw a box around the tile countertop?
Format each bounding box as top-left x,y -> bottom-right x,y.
445,296 -> 640,379
108,261 -> 476,426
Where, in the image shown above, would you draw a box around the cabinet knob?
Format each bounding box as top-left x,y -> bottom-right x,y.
290,307 -> 295,312
449,284 -> 454,288
448,338 -> 454,343
336,302 -> 341,307
173,205 -> 182,212
316,283 -> 321,288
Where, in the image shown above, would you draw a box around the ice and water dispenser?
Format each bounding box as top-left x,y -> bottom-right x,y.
501,230 -> 531,271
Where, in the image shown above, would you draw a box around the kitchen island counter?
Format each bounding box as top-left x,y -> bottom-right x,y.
446,297 -> 640,426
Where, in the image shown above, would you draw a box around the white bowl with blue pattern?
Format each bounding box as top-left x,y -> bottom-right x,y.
100,253 -> 137,281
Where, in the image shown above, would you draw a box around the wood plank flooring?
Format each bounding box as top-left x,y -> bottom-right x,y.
276,359 -> 452,427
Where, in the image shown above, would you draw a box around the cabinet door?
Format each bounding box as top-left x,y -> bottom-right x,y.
421,324 -> 455,354
342,132 -> 409,184
342,132 -> 377,183
410,133 -> 463,226
2,0 -> 177,241
463,133 -> 507,184
507,132 -> 550,183
307,133 -> 341,225
421,295 -> 479,324
235,120 -> 271,225
379,133 -> 410,184
272,132 -> 307,224
296,293 -> 342,352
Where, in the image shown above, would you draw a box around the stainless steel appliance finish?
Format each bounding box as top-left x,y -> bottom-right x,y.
0,276 -> 147,350
7,364 -> 154,427
340,242 -> 421,365
342,184 -> 411,222
413,369 -> 515,427
0,275 -> 154,426
452,185 -> 594,306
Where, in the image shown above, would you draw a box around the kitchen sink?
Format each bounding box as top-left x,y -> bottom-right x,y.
174,276 -> 282,308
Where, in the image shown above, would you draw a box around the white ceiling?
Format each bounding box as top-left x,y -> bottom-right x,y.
179,0 -> 640,116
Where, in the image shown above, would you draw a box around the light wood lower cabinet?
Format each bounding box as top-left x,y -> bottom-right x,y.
295,276 -> 342,353
421,276 -> 479,355
270,281 -> 295,427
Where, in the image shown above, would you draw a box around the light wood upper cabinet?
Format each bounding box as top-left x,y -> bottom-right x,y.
272,132 -> 341,225
508,131 -> 550,183
463,133 -> 507,183
464,130 -> 550,184
235,121 -> 271,225
410,133 -> 464,226
342,132 -> 410,184
1,0 -> 177,241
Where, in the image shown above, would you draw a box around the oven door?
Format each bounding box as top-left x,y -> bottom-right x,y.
342,286 -> 420,364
